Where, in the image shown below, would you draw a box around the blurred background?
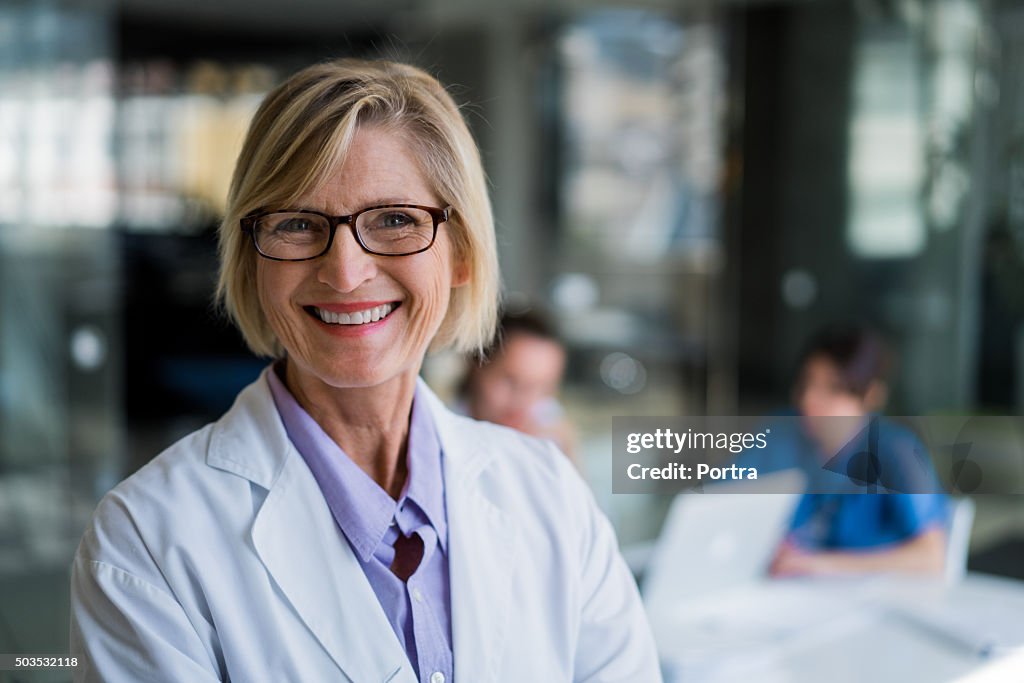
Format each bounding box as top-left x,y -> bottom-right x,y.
2,0 -> 1024,675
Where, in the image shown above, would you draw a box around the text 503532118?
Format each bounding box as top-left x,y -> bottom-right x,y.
2,655 -> 80,670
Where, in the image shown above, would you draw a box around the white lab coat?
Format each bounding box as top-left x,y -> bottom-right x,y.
70,369 -> 661,682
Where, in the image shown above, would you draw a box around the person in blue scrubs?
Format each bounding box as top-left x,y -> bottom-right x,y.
767,324 -> 948,576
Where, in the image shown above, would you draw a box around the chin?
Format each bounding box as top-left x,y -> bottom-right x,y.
314,365 -> 391,389
303,354 -> 412,390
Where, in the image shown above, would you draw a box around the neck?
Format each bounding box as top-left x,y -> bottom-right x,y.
281,360 -> 419,499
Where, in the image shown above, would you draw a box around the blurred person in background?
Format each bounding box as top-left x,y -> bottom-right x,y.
459,309 -> 578,465
764,324 -> 949,576
70,59 -> 659,682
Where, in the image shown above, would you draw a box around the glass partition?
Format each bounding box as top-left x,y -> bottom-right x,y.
0,1 -> 118,672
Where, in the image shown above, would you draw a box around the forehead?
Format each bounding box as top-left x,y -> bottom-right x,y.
801,354 -> 845,383
299,125 -> 440,212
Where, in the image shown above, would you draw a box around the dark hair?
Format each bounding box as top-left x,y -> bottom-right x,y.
459,308 -> 562,399
479,308 -> 561,361
797,323 -> 891,396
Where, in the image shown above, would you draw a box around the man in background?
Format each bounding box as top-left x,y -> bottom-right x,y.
461,309 -> 578,465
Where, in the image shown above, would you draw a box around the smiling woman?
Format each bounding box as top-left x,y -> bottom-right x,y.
69,59 -> 660,683
254,128 -> 465,419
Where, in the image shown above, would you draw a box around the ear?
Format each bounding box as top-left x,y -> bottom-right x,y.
451,256 -> 470,288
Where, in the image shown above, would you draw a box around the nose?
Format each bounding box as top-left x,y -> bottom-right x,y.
315,224 -> 378,293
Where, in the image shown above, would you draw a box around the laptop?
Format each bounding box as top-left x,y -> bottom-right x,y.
641,469 -> 805,609
641,470 -> 876,677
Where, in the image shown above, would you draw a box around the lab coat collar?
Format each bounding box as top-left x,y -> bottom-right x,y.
205,369 -> 497,488
205,368 -> 519,682
205,367 -> 292,489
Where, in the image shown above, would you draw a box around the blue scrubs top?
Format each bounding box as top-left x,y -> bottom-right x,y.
748,414 -> 949,550
789,492 -> 948,550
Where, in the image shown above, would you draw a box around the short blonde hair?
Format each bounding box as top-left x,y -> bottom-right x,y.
216,59 -> 500,358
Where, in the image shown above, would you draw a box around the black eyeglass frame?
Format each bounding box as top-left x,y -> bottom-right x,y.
240,203 -> 452,261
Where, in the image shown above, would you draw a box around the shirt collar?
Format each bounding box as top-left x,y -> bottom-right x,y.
266,363 -> 447,561
405,387 -> 447,548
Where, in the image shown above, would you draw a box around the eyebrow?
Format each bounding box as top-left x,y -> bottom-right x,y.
287,198 -> 433,214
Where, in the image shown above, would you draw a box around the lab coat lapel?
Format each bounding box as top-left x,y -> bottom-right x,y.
421,380 -> 521,681
215,371 -> 521,681
250,453 -> 418,683
213,372 -> 416,683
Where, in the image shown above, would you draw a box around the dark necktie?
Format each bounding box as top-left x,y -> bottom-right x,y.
391,531 -> 424,582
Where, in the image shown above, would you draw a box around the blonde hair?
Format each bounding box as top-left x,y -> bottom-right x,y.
216,59 -> 500,357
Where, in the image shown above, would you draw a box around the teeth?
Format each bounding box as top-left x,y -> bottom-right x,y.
313,303 -> 396,325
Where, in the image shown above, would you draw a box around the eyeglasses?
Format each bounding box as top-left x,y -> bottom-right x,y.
240,204 -> 451,261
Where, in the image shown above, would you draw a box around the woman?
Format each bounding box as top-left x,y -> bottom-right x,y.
70,60 -> 659,682
767,324 -> 949,576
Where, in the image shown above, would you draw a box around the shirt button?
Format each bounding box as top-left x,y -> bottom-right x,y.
430,673 -> 445,683
412,587 -> 424,603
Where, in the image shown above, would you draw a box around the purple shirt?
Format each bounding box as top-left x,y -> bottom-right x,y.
267,367 -> 453,683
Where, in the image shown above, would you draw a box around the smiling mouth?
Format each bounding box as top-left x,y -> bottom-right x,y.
306,303 -> 399,326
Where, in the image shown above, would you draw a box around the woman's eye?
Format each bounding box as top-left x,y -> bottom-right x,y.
276,218 -> 313,232
376,212 -> 416,229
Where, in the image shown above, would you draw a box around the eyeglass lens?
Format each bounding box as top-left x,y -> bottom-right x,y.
253,206 -> 437,259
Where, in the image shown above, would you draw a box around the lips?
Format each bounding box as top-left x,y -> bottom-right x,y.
306,302 -> 398,326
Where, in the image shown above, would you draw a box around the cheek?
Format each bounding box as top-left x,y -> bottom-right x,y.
492,377 -> 515,405
255,264 -> 278,326
802,390 -> 863,418
837,396 -> 866,415
475,372 -> 512,411
255,265 -> 274,318
401,250 -> 455,339
795,389 -> 815,412
255,263 -> 304,350
476,375 -> 504,408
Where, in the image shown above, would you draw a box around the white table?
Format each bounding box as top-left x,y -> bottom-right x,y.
650,573 -> 1024,683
